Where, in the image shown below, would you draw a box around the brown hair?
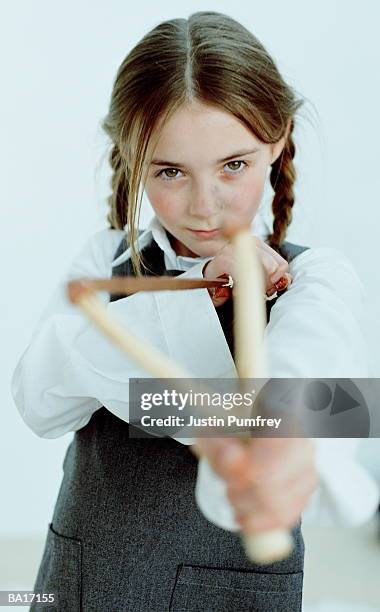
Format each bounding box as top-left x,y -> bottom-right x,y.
101,11 -> 308,275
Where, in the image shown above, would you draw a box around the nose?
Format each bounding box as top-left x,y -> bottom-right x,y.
188,181 -> 223,218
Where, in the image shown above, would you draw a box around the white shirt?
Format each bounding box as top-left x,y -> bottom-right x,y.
10,214 -> 379,530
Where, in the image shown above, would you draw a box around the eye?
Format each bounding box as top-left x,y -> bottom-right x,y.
224,160 -> 248,175
156,167 -> 183,181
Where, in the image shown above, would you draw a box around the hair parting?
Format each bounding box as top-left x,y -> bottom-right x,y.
101,11 -> 310,274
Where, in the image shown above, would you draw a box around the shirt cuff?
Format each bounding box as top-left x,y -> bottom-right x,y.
195,456 -> 240,531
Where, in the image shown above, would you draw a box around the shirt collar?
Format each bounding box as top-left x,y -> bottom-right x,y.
111,212 -> 270,271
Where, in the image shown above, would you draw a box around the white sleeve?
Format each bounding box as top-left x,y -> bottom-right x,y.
10,229 -> 215,439
11,228 -> 122,438
268,247 -> 379,526
195,247 -> 380,530
264,246 -> 369,378
302,438 -> 380,526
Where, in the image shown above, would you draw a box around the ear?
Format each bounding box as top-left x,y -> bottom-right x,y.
270,118 -> 292,165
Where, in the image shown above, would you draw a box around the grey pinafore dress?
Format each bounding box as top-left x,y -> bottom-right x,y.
31,232 -> 309,612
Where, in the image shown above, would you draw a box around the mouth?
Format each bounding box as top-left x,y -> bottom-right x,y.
188,228 -> 221,238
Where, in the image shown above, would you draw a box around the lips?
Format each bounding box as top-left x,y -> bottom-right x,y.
188,228 -> 220,237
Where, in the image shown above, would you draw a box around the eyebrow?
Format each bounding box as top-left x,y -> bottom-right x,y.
150,148 -> 260,167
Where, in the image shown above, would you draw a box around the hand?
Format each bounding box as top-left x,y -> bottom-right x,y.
192,437 -> 319,532
202,236 -> 292,307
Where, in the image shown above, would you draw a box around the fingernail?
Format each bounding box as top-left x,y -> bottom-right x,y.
214,286 -> 231,299
273,276 -> 289,291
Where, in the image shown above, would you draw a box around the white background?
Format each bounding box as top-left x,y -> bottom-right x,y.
1,0 -> 379,540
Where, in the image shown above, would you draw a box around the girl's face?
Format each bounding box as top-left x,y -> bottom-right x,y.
144,101 -> 286,257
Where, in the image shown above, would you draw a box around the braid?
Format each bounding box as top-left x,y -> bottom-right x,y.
106,144 -> 129,230
267,120 -> 297,252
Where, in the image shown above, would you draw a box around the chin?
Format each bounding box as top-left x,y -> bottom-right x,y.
188,239 -> 225,258
169,230 -> 226,258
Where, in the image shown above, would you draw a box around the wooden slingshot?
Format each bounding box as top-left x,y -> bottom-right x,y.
66,221 -> 294,565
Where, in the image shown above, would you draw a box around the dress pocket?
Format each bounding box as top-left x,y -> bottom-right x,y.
169,563 -> 303,612
31,522 -> 82,611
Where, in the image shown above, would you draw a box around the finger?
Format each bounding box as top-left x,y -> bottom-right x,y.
212,296 -> 231,308
253,238 -> 290,282
246,438 -> 315,483
195,438 -> 248,480
234,476 -> 316,530
252,237 -> 288,266
232,463 -> 316,525
212,441 -> 248,480
270,267 -> 290,286
213,284 -> 233,300
236,505 -> 302,532
254,246 -> 289,287
226,466 -> 319,511
226,462 -> 318,516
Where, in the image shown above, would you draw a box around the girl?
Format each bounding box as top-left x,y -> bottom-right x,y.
11,11 -> 379,612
